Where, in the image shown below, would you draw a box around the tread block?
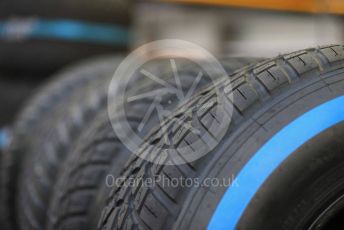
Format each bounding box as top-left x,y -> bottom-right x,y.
287,53 -> 318,74
322,46 -> 344,63
232,83 -> 258,112
257,66 -> 289,91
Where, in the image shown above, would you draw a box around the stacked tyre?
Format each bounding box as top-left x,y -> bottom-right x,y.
99,45 -> 344,230
1,56 -> 123,230
3,44 -> 344,230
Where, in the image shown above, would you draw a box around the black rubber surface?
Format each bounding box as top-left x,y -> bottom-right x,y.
98,45 -> 344,230
238,121 -> 344,230
0,77 -> 40,126
46,58 -> 261,230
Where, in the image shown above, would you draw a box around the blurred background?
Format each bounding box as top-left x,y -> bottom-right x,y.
0,0 -> 343,147
135,0 -> 343,57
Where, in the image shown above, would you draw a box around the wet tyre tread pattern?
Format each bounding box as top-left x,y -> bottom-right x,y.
18,75 -> 117,229
0,56 -> 120,230
98,45 -> 344,230
5,57 -> 121,230
19,78 -> 111,230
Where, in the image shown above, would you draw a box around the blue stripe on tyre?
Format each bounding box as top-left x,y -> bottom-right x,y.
0,18 -> 129,45
0,128 -> 9,150
208,95 -> 344,230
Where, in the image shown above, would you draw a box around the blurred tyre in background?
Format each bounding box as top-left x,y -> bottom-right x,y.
0,56 -> 123,230
0,0 -> 130,127
0,0 -> 130,76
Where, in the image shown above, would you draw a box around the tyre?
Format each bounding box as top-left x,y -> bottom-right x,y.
0,56 -> 122,230
0,0 -> 129,76
46,58 -> 263,230
99,45 -> 344,230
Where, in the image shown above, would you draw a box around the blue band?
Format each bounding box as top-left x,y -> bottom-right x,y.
208,95 -> 344,230
0,18 -> 129,45
0,128 -> 9,150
